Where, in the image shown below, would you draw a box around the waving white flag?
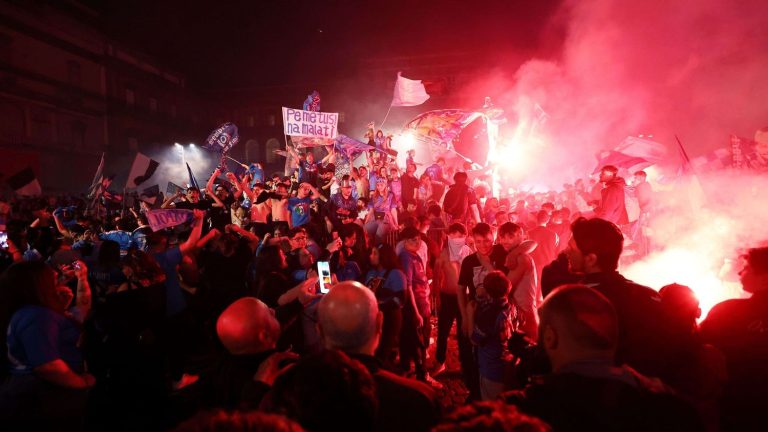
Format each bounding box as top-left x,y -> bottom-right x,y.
392,72 -> 430,107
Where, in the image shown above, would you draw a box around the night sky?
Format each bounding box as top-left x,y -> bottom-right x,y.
87,0 -> 563,89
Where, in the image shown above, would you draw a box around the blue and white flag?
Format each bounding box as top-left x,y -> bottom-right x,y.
205,123 -> 240,154
146,209 -> 194,232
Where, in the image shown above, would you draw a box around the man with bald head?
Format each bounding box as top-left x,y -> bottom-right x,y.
317,281 -> 440,432
208,297 -> 296,410
501,285 -> 701,431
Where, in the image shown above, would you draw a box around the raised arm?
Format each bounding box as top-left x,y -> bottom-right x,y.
307,184 -> 327,203
180,209 -> 205,255
73,260 -> 92,320
226,172 -> 244,199
162,191 -> 183,209
206,168 -> 225,208
228,223 -> 261,252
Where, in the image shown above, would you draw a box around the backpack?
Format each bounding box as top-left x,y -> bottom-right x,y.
443,184 -> 469,219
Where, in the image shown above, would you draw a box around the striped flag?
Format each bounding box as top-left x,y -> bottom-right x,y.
127,153 -> 159,189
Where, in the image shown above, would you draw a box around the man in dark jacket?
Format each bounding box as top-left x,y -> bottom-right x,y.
701,246 -> 768,431
442,171 -> 480,225
501,285 -> 702,432
595,165 -> 628,226
208,297 -> 296,409
541,217 -> 676,382
317,281 -> 441,432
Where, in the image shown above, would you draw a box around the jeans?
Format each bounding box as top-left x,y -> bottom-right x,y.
375,305 -> 402,371
436,292 -> 461,364
400,300 -> 431,380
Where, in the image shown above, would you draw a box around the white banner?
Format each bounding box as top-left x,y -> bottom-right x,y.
146,209 -> 193,232
282,107 -> 338,139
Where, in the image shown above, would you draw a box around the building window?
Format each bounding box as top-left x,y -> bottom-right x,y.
265,138 -> 281,164
149,97 -> 157,113
66,60 -> 81,87
339,112 -> 345,123
128,137 -> 138,151
267,115 -> 276,126
125,87 -> 135,106
248,116 -> 255,127
170,104 -> 177,118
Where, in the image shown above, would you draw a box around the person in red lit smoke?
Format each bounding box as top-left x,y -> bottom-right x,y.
700,246 -> 768,430
594,165 -> 629,226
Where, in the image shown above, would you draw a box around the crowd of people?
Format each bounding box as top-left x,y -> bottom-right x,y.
0,136 -> 766,432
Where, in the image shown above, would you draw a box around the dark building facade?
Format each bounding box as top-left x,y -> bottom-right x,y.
0,0 -> 204,193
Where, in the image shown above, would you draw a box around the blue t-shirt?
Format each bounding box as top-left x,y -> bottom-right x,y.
153,246 -> 185,316
6,305 -> 84,375
99,230 -> 133,255
288,196 -> 313,228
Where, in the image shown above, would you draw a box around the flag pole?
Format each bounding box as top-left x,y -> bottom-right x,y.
225,155 -> 247,168
379,104 -> 393,130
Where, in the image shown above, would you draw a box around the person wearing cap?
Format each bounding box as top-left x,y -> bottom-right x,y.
329,175 -> 358,230
594,165 -> 628,226
364,177 -> 398,245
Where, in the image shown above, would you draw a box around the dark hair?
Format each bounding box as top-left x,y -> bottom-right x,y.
745,246 -> 768,274
258,246 -> 285,272
97,239 -> 121,269
448,222 -> 467,235
339,224 -> 357,241
483,271 -> 511,299
453,171 -> 468,183
601,165 -> 618,175
265,350 -> 377,432
187,186 -> 200,193
570,217 -> 623,271
401,216 -> 418,229
471,222 -> 493,238
497,222 -> 522,238
633,170 -> 647,177
288,227 -> 307,239
400,226 -> 421,241
541,284 -> 618,351
427,204 -> 442,217
374,243 -> 400,271
433,400 -> 550,432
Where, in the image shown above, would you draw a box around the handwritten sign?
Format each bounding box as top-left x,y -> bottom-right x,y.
282,107 -> 338,139
146,209 -> 194,232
